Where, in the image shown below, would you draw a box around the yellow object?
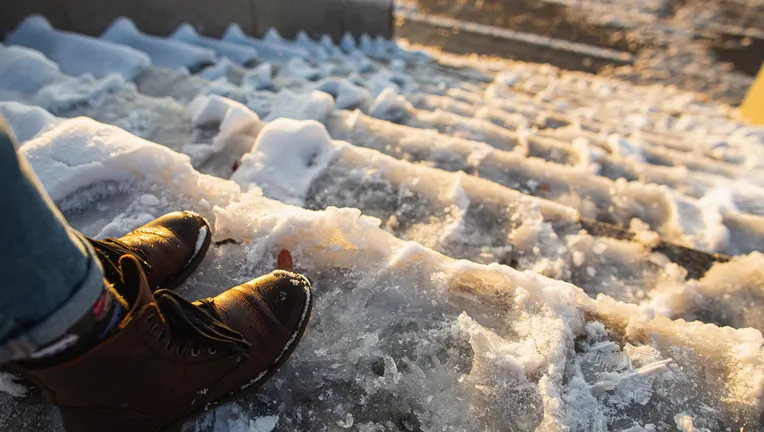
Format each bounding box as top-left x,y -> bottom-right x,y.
741,62 -> 764,125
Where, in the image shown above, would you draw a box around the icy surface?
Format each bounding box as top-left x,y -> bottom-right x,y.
101,18 -> 217,71
0,118 -> 761,431
171,24 -> 259,66
0,102 -> 61,142
0,45 -> 61,96
265,89 -> 336,124
1,14 -> 764,432
223,24 -> 311,63
232,118 -> 341,205
6,16 -> 150,80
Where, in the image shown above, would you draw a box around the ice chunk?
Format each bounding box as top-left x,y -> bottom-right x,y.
0,102 -> 61,143
389,58 -> 406,72
606,133 -> 645,162
231,118 -> 341,204
19,117 -> 216,201
266,89 -> 335,124
340,33 -> 356,52
313,78 -> 372,111
33,75 -> 127,114
320,35 -> 344,59
0,373 -> 27,398
0,45 -> 61,96
369,88 -> 411,122
278,57 -> 321,81
294,31 -> 329,61
170,23 -> 258,66
101,18 -> 216,71
342,51 -> 374,74
242,63 -> 272,90
190,94 -> 260,132
222,24 -> 310,62
198,58 -> 235,81
6,15 -> 150,80
263,27 -> 283,43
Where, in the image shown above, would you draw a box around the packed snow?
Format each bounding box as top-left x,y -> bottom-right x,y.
1,13 -> 763,432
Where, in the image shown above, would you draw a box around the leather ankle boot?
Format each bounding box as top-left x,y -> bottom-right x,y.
10,254 -> 313,432
89,211 -> 212,291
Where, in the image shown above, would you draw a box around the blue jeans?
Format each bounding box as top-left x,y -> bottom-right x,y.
0,120 -> 105,363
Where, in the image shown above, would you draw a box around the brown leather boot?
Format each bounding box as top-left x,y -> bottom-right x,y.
88,211 -> 212,291
10,255 -> 313,432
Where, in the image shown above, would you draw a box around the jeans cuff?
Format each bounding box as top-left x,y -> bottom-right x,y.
0,231 -> 105,363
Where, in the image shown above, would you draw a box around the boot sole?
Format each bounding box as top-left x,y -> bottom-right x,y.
160,283 -> 314,432
161,217 -> 213,291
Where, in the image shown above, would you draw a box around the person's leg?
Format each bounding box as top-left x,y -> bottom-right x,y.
0,120 -> 105,361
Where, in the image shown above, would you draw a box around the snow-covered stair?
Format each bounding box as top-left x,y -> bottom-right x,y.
0,116 -> 761,431
4,39 -> 764,257
1,13 -> 764,432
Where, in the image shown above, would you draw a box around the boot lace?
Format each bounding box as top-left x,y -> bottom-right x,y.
90,238 -> 153,279
152,289 -> 251,356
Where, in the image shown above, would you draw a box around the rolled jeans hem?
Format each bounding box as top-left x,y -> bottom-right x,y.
0,231 -> 104,363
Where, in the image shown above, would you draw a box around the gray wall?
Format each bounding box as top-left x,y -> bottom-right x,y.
0,0 -> 393,41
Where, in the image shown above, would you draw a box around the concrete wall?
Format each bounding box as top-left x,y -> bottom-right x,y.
0,0 -> 393,41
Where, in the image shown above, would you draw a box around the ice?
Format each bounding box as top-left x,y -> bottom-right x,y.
294,31 -> 330,61
0,102 -> 61,143
18,117 -> 211,201
252,117 -> 692,304
101,18 -> 217,71
277,57 -> 320,81
607,133 -> 645,163
0,45 -> 61,96
33,75 -> 128,114
222,24 -> 311,62
242,63 -> 273,90
265,89 -> 335,124
368,88 -> 412,122
0,116 -> 761,431
186,94 -> 262,170
0,373 -> 27,398
313,78 -> 372,111
343,32 -> 362,51
170,24 -> 258,66
198,58 -> 237,81
3,13 -> 764,432
231,118 -> 341,205
5,16 -> 150,80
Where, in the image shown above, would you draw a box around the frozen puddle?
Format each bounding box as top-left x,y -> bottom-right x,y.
0,117 -> 761,431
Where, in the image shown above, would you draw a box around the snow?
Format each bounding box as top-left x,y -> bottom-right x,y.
6,16 -> 150,80
170,24 -> 259,66
223,24 -> 311,62
277,57 -> 321,81
231,118 -> 341,205
0,45 -> 60,96
0,100 -> 762,431
0,373 -> 27,398
242,63 -> 273,90
0,102 -> 61,143
1,13 -> 764,432
368,88 -> 411,122
101,18 -> 217,71
265,89 -> 335,124
313,78 -> 372,111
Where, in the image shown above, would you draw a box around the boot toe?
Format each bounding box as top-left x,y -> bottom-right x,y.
245,270 -> 312,336
149,211 -> 211,253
